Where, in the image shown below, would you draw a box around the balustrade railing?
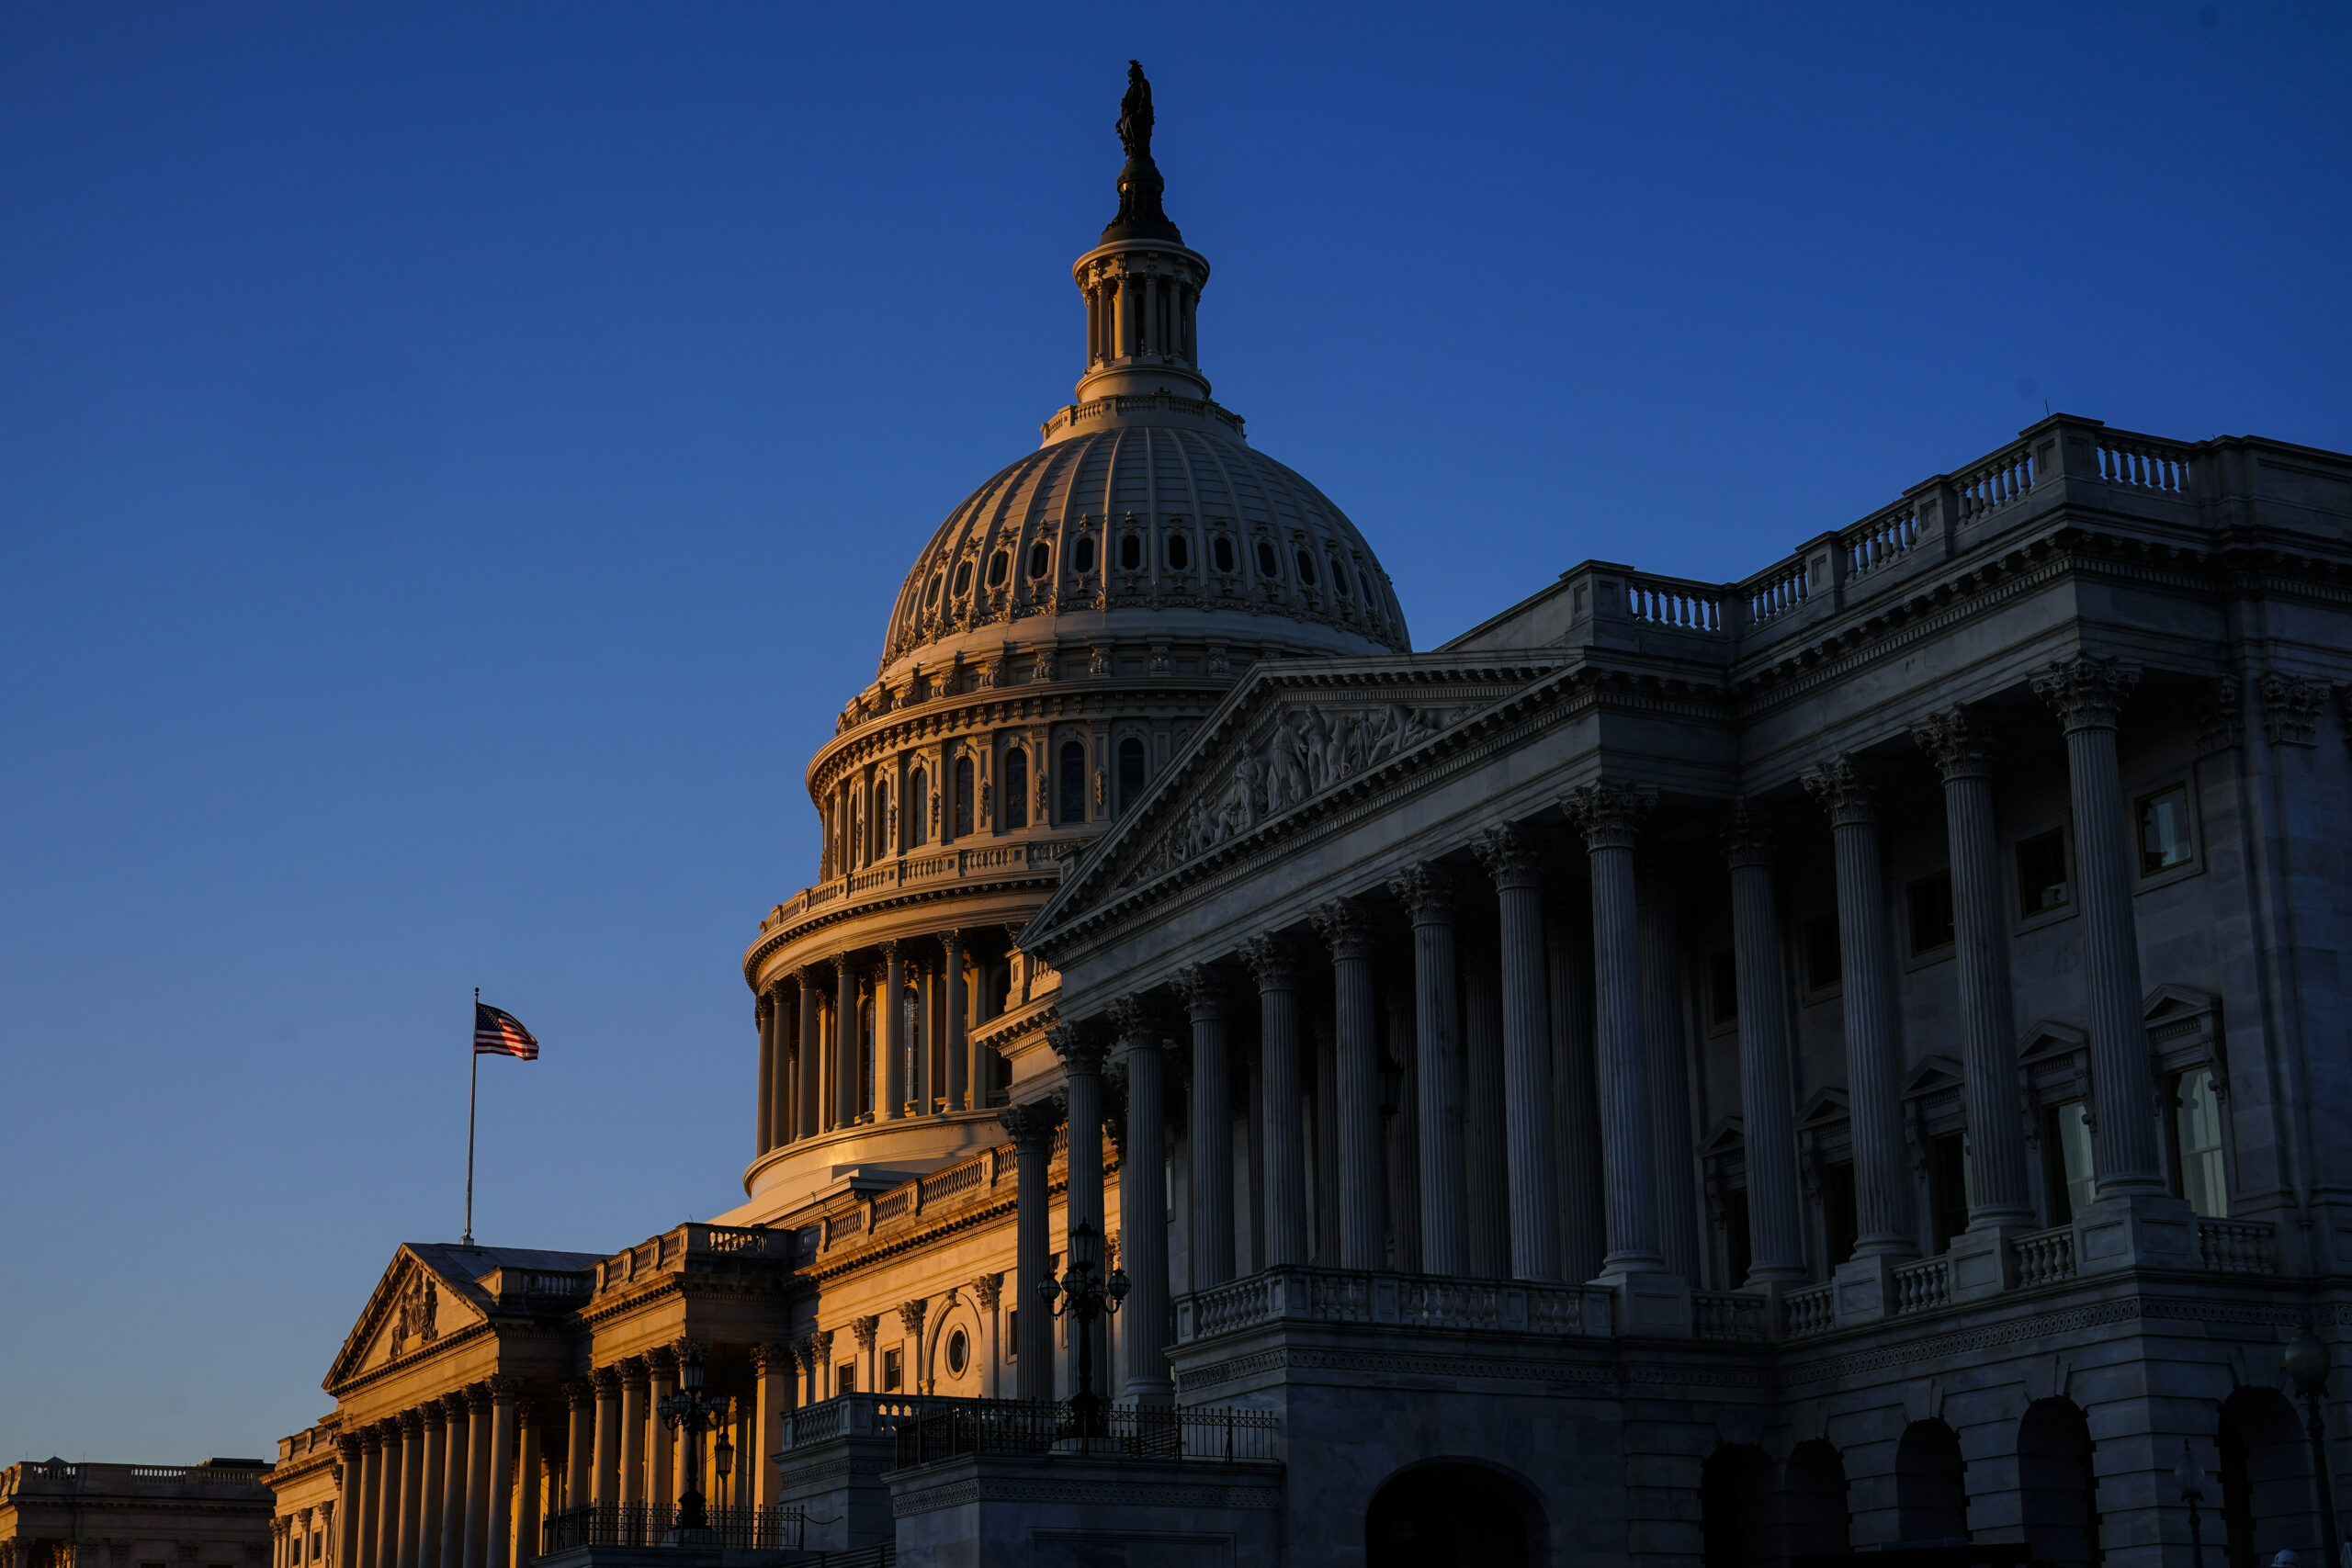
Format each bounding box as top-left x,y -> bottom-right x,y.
2011,1225 -> 2076,1288
1956,442 -> 2035,519
2197,1218 -> 2276,1275
1843,502 -> 1920,579
763,840 -> 1075,933
1176,1265 -> 1602,1340
1691,1291 -> 1770,1343
540,1503 -> 802,1553
1782,1283 -> 1837,1338
1891,1258 -> 1951,1314
888,1399 -> 1277,1469
2096,434 -> 2193,494
1741,558 -> 1811,625
1624,576 -> 1724,631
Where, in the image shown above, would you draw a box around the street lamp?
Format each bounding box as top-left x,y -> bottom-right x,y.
657,1345 -> 733,1541
2286,1324 -> 2340,1558
1037,1217 -> 1129,1441
2176,1439 -> 2207,1568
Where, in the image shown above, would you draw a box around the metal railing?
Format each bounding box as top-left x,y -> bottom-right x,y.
540,1504 -> 803,1553
888,1399 -> 1277,1470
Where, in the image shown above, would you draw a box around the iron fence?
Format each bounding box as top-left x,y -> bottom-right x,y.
539,1502 -> 803,1553
889,1398 -> 1277,1469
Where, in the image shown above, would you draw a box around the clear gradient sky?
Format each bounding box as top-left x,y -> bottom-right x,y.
4,3 -> 2346,1463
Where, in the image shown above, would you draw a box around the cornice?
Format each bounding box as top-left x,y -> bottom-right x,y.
743,872 -> 1062,987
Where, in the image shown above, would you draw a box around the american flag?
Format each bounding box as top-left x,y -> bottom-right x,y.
474,1002 -> 540,1060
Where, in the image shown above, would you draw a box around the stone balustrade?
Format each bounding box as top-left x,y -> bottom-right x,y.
1690,1291 -> 1769,1343
1781,1284 -> 1836,1339
1890,1258 -> 1952,1315
761,840 -> 1075,935
1173,1265 -> 1609,1343
2012,1225 -> 2077,1288
2196,1218 -> 2277,1275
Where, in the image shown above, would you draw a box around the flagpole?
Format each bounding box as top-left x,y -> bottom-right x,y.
463,986 -> 480,1247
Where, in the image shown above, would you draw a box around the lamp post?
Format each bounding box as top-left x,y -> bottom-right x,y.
656,1345 -> 733,1543
2176,1439 -> 2207,1568
2286,1324 -> 2340,1559
1037,1217 -> 1128,1440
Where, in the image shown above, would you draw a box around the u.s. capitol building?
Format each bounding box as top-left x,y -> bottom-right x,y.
263,68 -> 2352,1568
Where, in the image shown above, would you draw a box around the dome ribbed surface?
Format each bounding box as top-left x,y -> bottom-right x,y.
881,423 -> 1408,671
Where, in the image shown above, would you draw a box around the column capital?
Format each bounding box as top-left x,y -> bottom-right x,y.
808,1327 -> 835,1359
1108,993 -> 1162,1049
616,1357 -> 650,1393
1048,1020 -> 1111,1075
1912,705 -> 1997,781
644,1344 -> 676,1376
437,1391 -> 469,1421
1385,862 -> 1457,924
1170,963 -> 1230,1021
670,1337 -> 707,1368
1309,897 -> 1378,961
1238,932 -> 1301,988
940,927 -> 966,958
1471,823 -> 1544,889
465,1381 -> 494,1413
969,1271 -> 1003,1310
753,992 -> 773,1026
564,1378 -> 595,1410
751,1341 -> 794,1376
878,937 -> 901,963
897,1298 -> 928,1337
851,1314 -> 879,1350
399,1409 -> 424,1437
1563,781 -> 1656,851
357,1427 -> 383,1453
1800,755 -> 1878,826
997,1095 -> 1065,1150
2258,671 -> 2325,747
1719,798 -> 1778,869
589,1365 -> 621,1396
2030,653 -> 2141,732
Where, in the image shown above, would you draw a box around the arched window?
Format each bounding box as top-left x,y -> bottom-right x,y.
871,779 -> 890,860
925,572 -> 943,606
952,558 -> 973,597
1059,741 -> 1088,823
1027,541 -> 1051,578
1119,533 -> 1143,571
909,768 -> 930,847
1894,1420 -> 1968,1544
1254,538 -> 1279,578
1117,737 -> 1148,815
1331,558 -> 1351,595
1166,533 -> 1190,570
1004,748 -> 1029,829
1212,536 -> 1236,573
1295,547 -> 1319,587
2018,1399 -> 2100,1568
953,758 -> 975,837
1699,1446 -> 1774,1567
1365,1462 -> 1539,1568
2221,1386 -> 2312,1568
986,550 -> 1009,588
1781,1439 -> 1850,1558
1073,535 -> 1097,574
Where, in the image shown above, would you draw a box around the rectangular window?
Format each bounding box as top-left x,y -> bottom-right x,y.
2171,1066 -> 2228,1217
2017,829 -> 2070,918
838,1361 -> 856,1394
1823,1158 -> 1859,1268
1708,948 -> 1739,1026
1929,1130 -> 1970,1253
1005,1307 -> 1019,1359
2139,785 -> 2194,875
2043,1100 -> 2095,1224
1724,1185 -> 1752,1284
1908,870 -> 1955,955
1804,913 -> 1841,993
289,1544 -> 301,1565
882,1348 -> 903,1392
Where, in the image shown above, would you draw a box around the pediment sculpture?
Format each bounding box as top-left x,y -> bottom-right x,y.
387,1269 -> 438,1359
1130,701 -> 1465,883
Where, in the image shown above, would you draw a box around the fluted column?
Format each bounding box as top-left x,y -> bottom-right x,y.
1635,863 -> 1702,1281
1458,926 -> 1510,1277
1915,709 -> 2036,1223
2032,656 -> 2166,1194
615,1359 -> 647,1511
1565,784 -> 1666,1272
1722,804 -> 1807,1284
354,1432 -> 382,1568
833,957 -> 859,1125
1476,826 -> 1563,1281
999,1099 -> 1061,1400
645,1349 -> 675,1508
435,1396 -> 467,1568
753,991 -> 775,1155
415,1407 -> 444,1568
1544,889 -> 1606,1281
336,1440 -> 366,1568
373,1422 -> 401,1568
942,932 -> 969,1111
797,970 -> 821,1138
1239,937 -> 1307,1267
511,1406 -> 539,1568
587,1370 -> 618,1507
769,987 -> 793,1147
482,1382 -> 514,1568
393,1413 -> 424,1568
562,1382 -> 592,1517
1311,1014 -> 1340,1266
1052,1022 -> 1111,1258
880,941 -> 907,1120
1311,900 -> 1385,1270
751,1344 -> 791,1510
1387,863 -> 1465,1275
461,1384 -> 492,1568
1382,978 -> 1422,1273
1172,965 -> 1235,1286
1802,758 -> 1916,1258
1113,998 -> 1173,1403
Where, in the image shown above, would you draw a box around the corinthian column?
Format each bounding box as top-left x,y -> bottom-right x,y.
1720,804 -> 1806,1285
482,1381 -> 515,1568
1239,937 -> 1308,1268
587,1371 -> 618,1508
644,1349 -> 675,1508
998,1099 -> 1062,1400
880,941 -> 907,1120
1457,923 -> 1510,1277
462,1384 -> 492,1568
1112,998 -> 1172,1403
753,991 -> 775,1156
395,1412 -> 424,1568
354,1431 -> 381,1568
1475,825 -> 1562,1282
797,969 -> 821,1138
614,1361 -> 647,1512
1545,888 -> 1606,1282
373,1421 -> 401,1568
2031,656 -> 2165,1194
1172,965 -> 1235,1286
1914,708 -> 2035,1226
336,1439 -> 365,1568
1636,862 -> 1702,1281
563,1382 -> 592,1517
768,987 -> 793,1147
435,1396 -> 467,1568
1311,899 -> 1385,1271
416,1406 -> 445,1568
833,956 -> 859,1125
1563,784 -> 1664,1272
1801,758 -> 1916,1261
943,931 -> 969,1111
1387,863 -> 1466,1275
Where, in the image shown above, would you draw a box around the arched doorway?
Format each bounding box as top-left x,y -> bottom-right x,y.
1701,1444 -> 1775,1567
2018,1398 -> 2100,1566
2220,1387 -> 2315,1568
1365,1461 -> 1542,1568
1782,1439 -> 1851,1558
1894,1419 -> 1968,1544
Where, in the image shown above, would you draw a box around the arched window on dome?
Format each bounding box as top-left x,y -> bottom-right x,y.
1004,748 -> 1029,829
909,768 -> 930,847
1254,538 -> 1280,581
986,550 -> 1009,589
1212,536 -> 1236,574
1117,737 -> 1148,816
1295,547 -> 1319,588
1166,533 -> 1190,571
871,778 -> 891,860
954,758 -> 975,838
1058,741 -> 1088,823
1073,535 -> 1097,575
1330,558 -> 1351,596
952,558 -> 974,598
926,571 -> 943,607
1119,533 -> 1143,572
1028,541 -> 1051,579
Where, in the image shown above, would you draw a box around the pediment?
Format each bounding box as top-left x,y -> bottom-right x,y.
1900,1054 -> 1966,1100
2017,1020 -> 2088,1065
1027,654 -> 1566,947
325,1247 -> 485,1390
1701,1117 -> 1747,1157
1796,1089 -> 1849,1130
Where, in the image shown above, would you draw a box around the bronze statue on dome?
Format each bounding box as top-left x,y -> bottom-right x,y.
1103,60 -> 1181,244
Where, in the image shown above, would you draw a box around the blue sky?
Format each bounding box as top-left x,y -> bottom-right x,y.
2,3 -> 2346,1461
